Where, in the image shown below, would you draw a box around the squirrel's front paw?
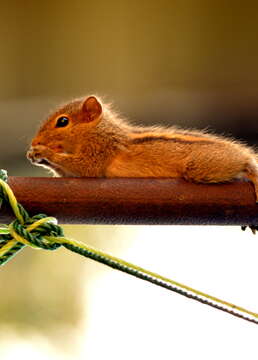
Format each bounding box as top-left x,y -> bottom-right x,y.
241,225 -> 258,235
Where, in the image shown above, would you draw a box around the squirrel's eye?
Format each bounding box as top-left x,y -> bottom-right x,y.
56,116 -> 69,128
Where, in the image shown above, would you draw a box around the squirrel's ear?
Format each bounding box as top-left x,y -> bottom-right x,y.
82,96 -> 102,123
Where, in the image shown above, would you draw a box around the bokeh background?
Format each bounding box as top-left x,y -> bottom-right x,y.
1,1 -> 258,359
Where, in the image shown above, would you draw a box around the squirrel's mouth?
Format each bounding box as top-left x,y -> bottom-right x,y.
32,158 -> 69,176
28,154 -> 54,170
28,156 -> 52,167
35,158 -> 59,172
37,158 -> 51,166
27,148 -> 74,177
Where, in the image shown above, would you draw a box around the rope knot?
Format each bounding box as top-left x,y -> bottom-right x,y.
0,170 -> 64,264
10,215 -> 63,250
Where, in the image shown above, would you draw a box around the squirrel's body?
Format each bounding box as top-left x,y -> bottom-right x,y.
27,96 -> 258,200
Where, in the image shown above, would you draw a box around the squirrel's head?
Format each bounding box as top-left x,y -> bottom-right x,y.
27,95 -> 103,175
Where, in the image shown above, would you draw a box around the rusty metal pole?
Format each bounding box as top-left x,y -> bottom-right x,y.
0,177 -> 256,225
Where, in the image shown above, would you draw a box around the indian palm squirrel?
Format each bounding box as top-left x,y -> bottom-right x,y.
27,95 -> 258,204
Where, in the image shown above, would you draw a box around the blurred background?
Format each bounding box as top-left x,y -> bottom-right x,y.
0,1 -> 258,359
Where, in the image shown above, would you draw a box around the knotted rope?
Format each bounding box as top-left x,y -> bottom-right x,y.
0,169 -> 257,324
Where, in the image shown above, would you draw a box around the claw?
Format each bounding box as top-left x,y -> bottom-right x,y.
241,225 -> 257,234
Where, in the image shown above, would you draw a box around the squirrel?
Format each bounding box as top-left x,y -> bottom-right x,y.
27,95 -> 258,232
27,95 -> 258,203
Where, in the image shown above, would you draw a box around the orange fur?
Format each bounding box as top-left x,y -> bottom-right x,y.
27,95 -> 258,201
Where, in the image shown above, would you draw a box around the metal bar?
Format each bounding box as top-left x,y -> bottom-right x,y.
0,177 -> 256,225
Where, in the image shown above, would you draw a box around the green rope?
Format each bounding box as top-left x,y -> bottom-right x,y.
0,169 -> 257,325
